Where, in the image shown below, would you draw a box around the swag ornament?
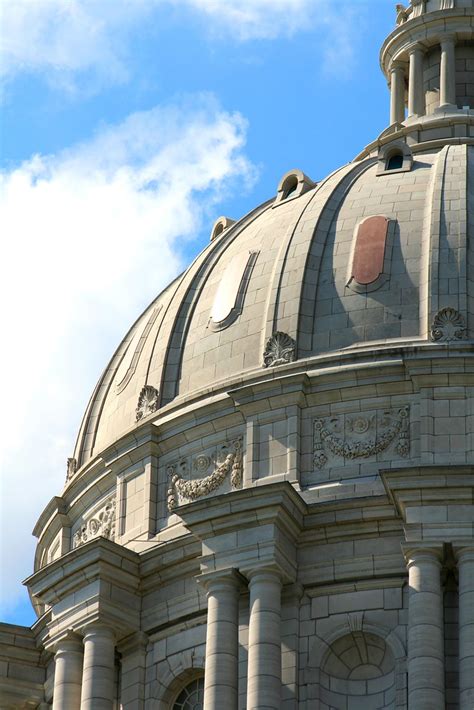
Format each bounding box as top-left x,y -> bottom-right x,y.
167,439 -> 243,511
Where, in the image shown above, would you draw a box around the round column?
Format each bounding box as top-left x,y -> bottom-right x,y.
390,61 -> 406,125
81,624 -> 116,710
408,45 -> 425,118
52,633 -> 83,710
456,547 -> 474,710
405,546 -> 444,710
439,34 -> 457,108
246,568 -> 282,710
202,571 -> 241,710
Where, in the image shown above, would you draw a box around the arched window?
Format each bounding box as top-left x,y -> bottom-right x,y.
172,677 -> 204,710
283,176 -> 299,199
386,153 -> 404,171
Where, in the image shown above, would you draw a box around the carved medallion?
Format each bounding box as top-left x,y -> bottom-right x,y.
73,496 -> 116,548
263,332 -> 296,368
136,385 -> 160,421
313,407 -> 410,469
430,307 -> 466,343
167,438 -> 243,511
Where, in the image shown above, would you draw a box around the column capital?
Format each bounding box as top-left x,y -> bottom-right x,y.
453,545 -> 474,562
244,565 -> 284,584
196,567 -> 246,593
53,630 -> 83,653
402,541 -> 444,567
407,42 -> 425,56
439,32 -> 457,47
390,60 -> 406,73
81,622 -> 116,642
117,630 -> 149,655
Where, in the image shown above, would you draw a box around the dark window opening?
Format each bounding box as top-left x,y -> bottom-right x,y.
283,179 -> 298,199
386,154 -> 404,171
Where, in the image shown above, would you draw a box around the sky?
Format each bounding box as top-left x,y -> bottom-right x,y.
0,0 -> 396,627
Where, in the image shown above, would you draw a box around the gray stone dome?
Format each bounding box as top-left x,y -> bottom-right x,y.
74,139 -> 474,466
4,5 -> 474,710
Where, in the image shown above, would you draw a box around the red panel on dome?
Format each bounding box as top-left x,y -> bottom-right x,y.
351,216 -> 388,285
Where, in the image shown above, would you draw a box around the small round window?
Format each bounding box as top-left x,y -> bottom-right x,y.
173,677 -> 204,710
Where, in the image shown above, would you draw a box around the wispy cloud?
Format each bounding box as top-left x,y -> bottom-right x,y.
183,0 -> 314,40
0,93 -> 256,617
1,0 -> 363,88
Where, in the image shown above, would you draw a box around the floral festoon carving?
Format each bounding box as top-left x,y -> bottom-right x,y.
263,332 -> 296,368
430,307 -> 467,343
167,438 -> 243,511
73,496 -> 116,548
136,385 -> 160,421
66,457 -> 77,481
313,407 -> 410,469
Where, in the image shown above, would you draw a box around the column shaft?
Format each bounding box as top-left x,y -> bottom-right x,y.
390,62 -> 406,125
52,634 -> 83,710
440,36 -> 457,107
408,46 -> 425,117
406,548 -> 444,710
246,569 -> 282,710
457,548 -> 474,710
203,574 -> 240,710
81,625 -> 116,710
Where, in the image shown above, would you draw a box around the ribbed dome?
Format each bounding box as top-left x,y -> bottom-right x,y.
74,137 -> 473,467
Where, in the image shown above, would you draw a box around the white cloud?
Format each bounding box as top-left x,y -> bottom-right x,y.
0,0 -> 362,87
183,0 -> 314,40
0,94 -> 256,617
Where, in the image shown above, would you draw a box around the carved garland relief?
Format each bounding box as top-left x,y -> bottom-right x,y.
73,496 -> 116,548
313,407 -> 410,469
167,438 -> 243,511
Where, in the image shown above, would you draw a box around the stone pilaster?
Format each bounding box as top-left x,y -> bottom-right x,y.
439,34 -> 457,108
403,544 -> 445,710
52,632 -> 83,710
199,569 -> 242,710
390,61 -> 406,124
246,568 -> 282,710
408,44 -> 425,117
455,546 -> 474,710
81,624 -> 116,710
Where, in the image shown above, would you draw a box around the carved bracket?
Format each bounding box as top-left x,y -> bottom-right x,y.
313,407 -> 410,469
167,438 -> 243,511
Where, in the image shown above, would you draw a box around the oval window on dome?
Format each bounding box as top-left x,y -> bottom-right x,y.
209,250 -> 258,331
347,216 -> 391,293
115,305 -> 161,392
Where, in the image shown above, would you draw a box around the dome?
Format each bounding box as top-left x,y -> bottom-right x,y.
67,2 -> 474,470
3,4 -> 474,710
74,141 -> 473,467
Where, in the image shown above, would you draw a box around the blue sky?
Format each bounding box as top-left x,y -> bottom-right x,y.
0,0 -> 395,627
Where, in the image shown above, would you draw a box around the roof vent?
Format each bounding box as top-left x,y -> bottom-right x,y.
210,216 -> 236,241
274,169 -> 315,207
